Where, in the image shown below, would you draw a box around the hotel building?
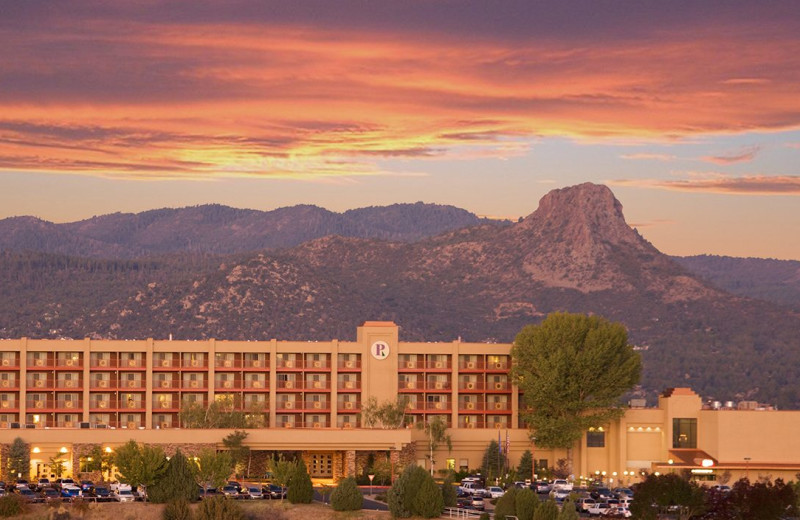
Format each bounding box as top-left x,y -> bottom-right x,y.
1,321 -> 798,485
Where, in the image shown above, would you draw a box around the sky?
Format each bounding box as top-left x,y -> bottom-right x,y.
1,1 -> 799,259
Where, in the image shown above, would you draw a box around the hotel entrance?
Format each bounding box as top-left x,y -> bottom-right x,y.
308,452 -> 333,478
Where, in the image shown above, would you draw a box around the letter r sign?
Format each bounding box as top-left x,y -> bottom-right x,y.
370,340 -> 390,360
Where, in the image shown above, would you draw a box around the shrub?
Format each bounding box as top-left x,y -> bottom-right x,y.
0,494 -> 26,517
493,486 -> 517,520
533,499 -> 559,520
149,450 -> 198,503
515,487 -> 539,520
287,458 -> 314,504
557,498 -> 579,520
72,497 -> 90,515
163,498 -> 193,520
479,513 -> 490,520
387,464 -> 429,518
441,475 -> 457,507
195,496 -> 245,520
412,473 -> 444,518
331,477 -> 363,511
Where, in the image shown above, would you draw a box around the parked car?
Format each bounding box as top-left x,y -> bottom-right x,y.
460,481 -> 487,496
54,478 -> 76,490
15,479 -> 30,490
17,488 -> 40,503
587,502 -> 611,516
486,486 -> 505,498
575,497 -> 597,511
263,484 -> 287,499
60,485 -> 82,499
221,485 -> 241,498
243,486 -> 263,499
535,481 -> 551,494
227,481 -> 242,492
604,506 -> 633,518
40,487 -> 61,501
551,479 -> 574,491
109,481 -> 131,493
36,478 -> 51,491
612,487 -> 634,498
80,480 -> 94,492
711,485 -> 731,493
111,488 -> 136,502
549,488 -> 570,500
88,485 -> 111,502
590,487 -> 613,500
470,494 -> 485,511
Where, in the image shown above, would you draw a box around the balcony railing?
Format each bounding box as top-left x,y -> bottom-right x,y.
120,359 -> 146,369
26,399 -> 84,410
459,401 -> 510,412
55,380 -> 82,390
181,359 -> 208,369
276,359 -> 331,370
276,380 -> 331,391
338,380 -> 360,391
337,360 -> 361,370
337,401 -> 360,412
55,359 -> 83,369
91,358 -> 118,369
457,420 -> 510,429
181,380 -> 207,390
458,381 -> 510,391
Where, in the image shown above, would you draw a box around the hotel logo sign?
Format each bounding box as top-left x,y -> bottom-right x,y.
371,341 -> 390,360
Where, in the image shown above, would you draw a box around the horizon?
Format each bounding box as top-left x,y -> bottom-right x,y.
1,2 -> 798,260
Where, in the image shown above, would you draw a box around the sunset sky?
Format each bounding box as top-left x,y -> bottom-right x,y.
1,1 -> 798,259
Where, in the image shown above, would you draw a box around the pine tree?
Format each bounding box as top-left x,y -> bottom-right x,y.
149,450 -> 198,503
388,464 -> 429,518
331,477 -> 363,511
287,458 -> 313,504
515,487 -> 539,520
533,499 -> 559,520
493,486 -> 518,520
412,473 -> 444,518
518,450 -> 534,481
441,474 -> 457,507
558,498 -> 580,520
5,438 -> 29,481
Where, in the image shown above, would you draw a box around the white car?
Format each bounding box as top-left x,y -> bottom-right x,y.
551,479 -> 574,491
603,506 -> 632,518
587,502 -> 611,516
112,488 -> 136,502
487,486 -> 505,498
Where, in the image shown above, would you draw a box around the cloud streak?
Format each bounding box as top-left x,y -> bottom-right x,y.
700,146 -> 761,165
612,175 -> 800,195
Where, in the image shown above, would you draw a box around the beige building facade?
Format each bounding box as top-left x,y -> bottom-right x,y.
1,322 -> 798,484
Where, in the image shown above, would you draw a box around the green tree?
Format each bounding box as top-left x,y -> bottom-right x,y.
112,440 -> 168,497
416,415 -> 452,476
48,454 -> 66,478
388,464 -> 429,518
5,437 -> 30,481
412,472 -> 445,518
558,498 -> 579,520
533,499 -> 559,520
441,474 -> 457,507
511,313 -> 641,470
287,458 -> 313,504
179,396 -> 263,429
193,449 -> 233,495
630,473 -> 705,520
480,440 -> 503,482
149,450 -> 198,503
222,430 -> 250,478
269,456 -> 296,503
361,396 -> 408,428
516,487 -> 539,520
331,477 -> 363,511
518,450 -> 534,482
493,486 -> 518,520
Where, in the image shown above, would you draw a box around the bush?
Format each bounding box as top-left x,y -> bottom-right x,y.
195,496 -> 245,520
412,473 -> 444,518
164,498 -> 193,520
331,477 -> 363,511
287,458 -> 314,504
387,464 -> 430,518
0,494 -> 26,517
533,499 -> 559,520
479,513 -> 490,520
515,487 -> 539,520
72,497 -> 90,515
493,486 -> 517,520
557,498 -> 579,520
149,450 -> 198,503
441,475 -> 457,507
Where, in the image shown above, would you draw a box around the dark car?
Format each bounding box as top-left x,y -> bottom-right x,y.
40,488 -> 61,501
263,484 -> 287,499
17,488 -> 40,503
89,485 -> 111,502
80,480 -> 94,492
591,487 -> 613,500
221,485 -> 241,499
227,481 -> 242,492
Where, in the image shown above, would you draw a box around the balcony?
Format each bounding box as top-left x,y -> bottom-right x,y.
181,380 -> 207,391
243,359 -> 269,370
337,360 -> 361,371
120,380 -> 145,390
423,361 -> 451,371
27,358 -> 53,369
153,400 -> 179,411
120,358 -> 146,370
27,379 -> 53,390
337,401 -> 360,412
457,420 -> 510,429
485,361 -> 509,371
90,379 -> 117,390
425,381 -> 452,391
302,400 -> 331,412
154,359 -> 179,370
0,358 -> 19,369
55,380 -> 82,390
423,401 -> 451,412
0,400 -> 18,411
0,379 -> 19,390
338,380 -> 360,391
55,359 -> 83,370
398,380 -> 422,391
91,358 -> 118,369
181,359 -> 208,370
89,399 -> 117,410
458,381 -> 510,392
214,358 -> 240,370
243,379 -> 269,390
276,380 -> 330,391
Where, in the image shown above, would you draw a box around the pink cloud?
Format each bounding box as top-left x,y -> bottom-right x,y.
700,146 -> 761,165
612,175 -> 800,195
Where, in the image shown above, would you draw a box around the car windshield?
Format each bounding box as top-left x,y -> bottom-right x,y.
119,490 -> 132,495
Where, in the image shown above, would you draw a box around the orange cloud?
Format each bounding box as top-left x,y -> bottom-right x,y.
700,146 -> 761,165
1,6 -> 799,180
620,153 -> 677,161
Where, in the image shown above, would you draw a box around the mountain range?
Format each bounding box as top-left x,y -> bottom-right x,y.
1,183 -> 799,407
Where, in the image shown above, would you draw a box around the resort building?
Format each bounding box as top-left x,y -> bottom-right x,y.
1,321 -> 798,485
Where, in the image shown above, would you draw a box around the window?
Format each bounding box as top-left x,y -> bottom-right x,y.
587,431 -> 605,448
673,418 -> 697,448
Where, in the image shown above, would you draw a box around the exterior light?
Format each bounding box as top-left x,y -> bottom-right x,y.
595,470 -> 600,475
612,472 -> 617,477
654,472 -> 660,476
702,459 -> 714,467
668,459 -> 674,465
60,447 -> 68,454
33,447 -> 40,454
602,471 -> 607,476
105,447 -> 113,453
